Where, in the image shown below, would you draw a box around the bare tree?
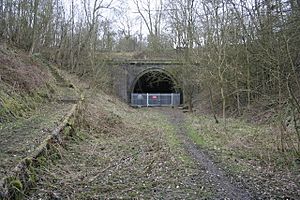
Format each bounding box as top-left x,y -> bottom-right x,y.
133,0 -> 164,50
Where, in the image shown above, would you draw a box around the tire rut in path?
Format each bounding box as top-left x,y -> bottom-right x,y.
160,108 -> 253,200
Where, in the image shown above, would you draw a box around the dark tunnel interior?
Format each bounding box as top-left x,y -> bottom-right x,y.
133,71 -> 176,93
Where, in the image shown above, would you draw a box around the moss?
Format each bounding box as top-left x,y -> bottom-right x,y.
36,156 -> 47,167
22,158 -> 38,187
51,153 -> 62,161
62,124 -> 75,137
0,75 -> 57,122
27,166 -> 38,185
48,148 -> 62,160
9,179 -> 23,190
0,92 -> 29,121
24,158 -> 32,166
7,178 -> 24,200
73,130 -> 88,141
186,125 -> 206,147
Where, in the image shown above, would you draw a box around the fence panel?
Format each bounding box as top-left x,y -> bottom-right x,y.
131,93 -> 180,107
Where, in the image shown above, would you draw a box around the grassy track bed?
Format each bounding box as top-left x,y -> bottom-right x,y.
28,92 -> 212,199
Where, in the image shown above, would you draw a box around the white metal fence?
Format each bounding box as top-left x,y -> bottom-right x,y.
131,93 -> 180,107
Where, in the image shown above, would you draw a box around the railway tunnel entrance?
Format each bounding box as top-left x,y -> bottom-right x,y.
130,69 -> 182,107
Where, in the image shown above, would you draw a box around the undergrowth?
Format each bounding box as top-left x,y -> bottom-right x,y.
0,83 -> 54,122
185,114 -> 300,199
0,46 -> 76,123
186,114 -> 299,171
0,46 -> 58,123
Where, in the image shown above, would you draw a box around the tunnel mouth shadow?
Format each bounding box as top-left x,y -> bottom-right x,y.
130,69 -> 183,107
133,71 -> 176,94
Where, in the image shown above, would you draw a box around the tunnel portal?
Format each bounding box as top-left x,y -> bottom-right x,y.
114,60 -> 184,107
131,70 -> 181,107
133,71 -> 176,94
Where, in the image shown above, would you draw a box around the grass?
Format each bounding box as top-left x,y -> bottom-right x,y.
185,113 -> 300,173
27,92 -> 212,199
185,115 -> 254,184
153,111 -> 194,165
185,114 -> 300,199
186,124 -> 206,147
0,87 -> 44,121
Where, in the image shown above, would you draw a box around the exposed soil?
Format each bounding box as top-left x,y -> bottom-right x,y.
159,108 -> 254,199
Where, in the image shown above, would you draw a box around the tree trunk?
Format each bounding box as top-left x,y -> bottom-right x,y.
221,86 -> 226,123
188,97 -> 193,112
29,0 -> 40,54
0,0 -> 4,37
209,86 -> 219,124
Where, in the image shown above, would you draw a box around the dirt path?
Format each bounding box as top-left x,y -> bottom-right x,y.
159,108 -> 253,200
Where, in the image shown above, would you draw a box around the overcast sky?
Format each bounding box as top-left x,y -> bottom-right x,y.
61,0 -> 258,37
62,0 -> 163,37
